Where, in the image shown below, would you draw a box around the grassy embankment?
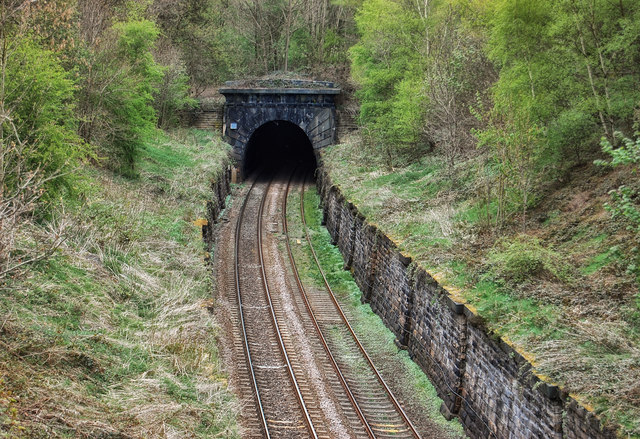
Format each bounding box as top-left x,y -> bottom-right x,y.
0,130 -> 239,438
321,136 -> 640,437
285,183 -> 466,438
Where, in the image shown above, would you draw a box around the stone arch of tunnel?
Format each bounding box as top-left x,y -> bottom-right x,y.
219,81 -> 340,179
243,120 -> 317,176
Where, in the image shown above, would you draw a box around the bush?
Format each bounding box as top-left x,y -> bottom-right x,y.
79,19 -> 162,177
3,38 -> 88,200
597,132 -> 640,234
1,37 -> 87,276
153,59 -> 197,128
487,236 -> 572,284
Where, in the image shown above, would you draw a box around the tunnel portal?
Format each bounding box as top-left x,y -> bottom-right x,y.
244,120 -> 317,176
219,80 -> 340,178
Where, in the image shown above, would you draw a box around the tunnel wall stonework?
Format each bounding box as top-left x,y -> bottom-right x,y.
316,166 -> 620,439
220,88 -> 338,166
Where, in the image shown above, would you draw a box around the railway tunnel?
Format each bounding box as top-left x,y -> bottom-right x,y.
219,80 -> 340,179
243,120 -> 317,177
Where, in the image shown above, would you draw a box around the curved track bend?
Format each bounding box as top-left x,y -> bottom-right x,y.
231,167 -> 427,438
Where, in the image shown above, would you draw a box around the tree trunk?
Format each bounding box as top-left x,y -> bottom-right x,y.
574,15 -> 611,140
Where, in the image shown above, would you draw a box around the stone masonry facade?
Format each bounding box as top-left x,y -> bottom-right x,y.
316,166 -> 620,439
219,82 -> 340,166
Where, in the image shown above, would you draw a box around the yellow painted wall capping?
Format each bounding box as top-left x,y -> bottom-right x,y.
193,218 -> 208,227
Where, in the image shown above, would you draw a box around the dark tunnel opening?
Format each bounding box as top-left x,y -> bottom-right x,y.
243,120 -> 317,178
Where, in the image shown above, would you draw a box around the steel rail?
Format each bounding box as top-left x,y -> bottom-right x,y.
233,176 -> 270,438
256,173 -> 318,439
234,174 -> 317,439
281,169 -> 376,438
299,173 -> 423,439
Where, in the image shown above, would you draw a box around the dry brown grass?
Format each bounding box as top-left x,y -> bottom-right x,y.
0,130 -> 238,438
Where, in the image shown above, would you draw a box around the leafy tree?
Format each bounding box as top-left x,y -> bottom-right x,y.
423,1 -> 492,173
153,0 -> 234,94
486,0 -> 640,164
475,103 -> 545,229
551,0 -> 640,141
2,37 -> 87,203
1,3 -> 88,276
350,0 -> 427,166
109,18 -> 162,174
475,0 -> 640,230
152,47 -> 197,128
216,0 -> 357,78
79,18 -> 162,176
351,0 -> 490,168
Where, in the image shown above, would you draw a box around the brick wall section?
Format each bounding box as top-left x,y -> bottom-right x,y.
306,108 -> 337,150
336,201 -> 355,269
191,107 -> 224,131
368,235 -> 411,343
315,165 -> 621,439
351,217 -> 376,303
460,324 -> 564,438
562,397 -> 619,439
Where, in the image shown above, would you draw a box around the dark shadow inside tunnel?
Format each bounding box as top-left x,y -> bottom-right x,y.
243,120 -> 317,177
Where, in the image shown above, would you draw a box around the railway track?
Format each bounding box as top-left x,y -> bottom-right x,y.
283,170 -> 421,439
231,167 -> 424,438
234,174 -> 316,438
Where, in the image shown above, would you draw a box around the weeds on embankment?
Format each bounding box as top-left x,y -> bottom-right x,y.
0,130 -> 239,438
322,135 -> 640,436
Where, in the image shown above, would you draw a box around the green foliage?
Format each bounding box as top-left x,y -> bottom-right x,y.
82,19 -> 162,177
154,0 -> 235,92
109,19 -> 162,175
487,236 -> 572,284
288,28 -> 312,70
487,0 -> 640,160
474,103 -> 547,228
547,109 -> 598,162
470,280 -> 563,340
350,0 -> 489,168
3,37 -> 88,200
322,29 -> 348,65
581,244 -> 623,276
599,132 -> 640,167
350,0 -> 427,165
163,376 -> 198,403
597,132 -> 640,234
154,63 -> 197,128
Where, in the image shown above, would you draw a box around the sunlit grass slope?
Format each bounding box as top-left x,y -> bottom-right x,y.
0,129 -> 239,438
322,135 -> 640,437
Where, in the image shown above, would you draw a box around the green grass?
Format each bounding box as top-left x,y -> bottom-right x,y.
581,243 -> 622,275
0,130 -> 238,438
322,138 -> 640,437
469,280 -> 564,340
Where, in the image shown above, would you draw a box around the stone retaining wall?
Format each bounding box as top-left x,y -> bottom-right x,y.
316,165 -> 620,439
203,165 -> 232,252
